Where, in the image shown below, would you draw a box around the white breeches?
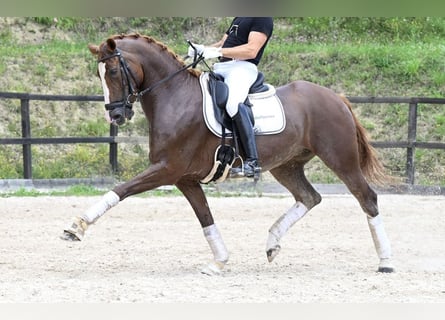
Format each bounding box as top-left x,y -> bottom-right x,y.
213,60 -> 258,117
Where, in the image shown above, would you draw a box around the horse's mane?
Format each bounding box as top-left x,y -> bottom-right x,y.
108,33 -> 202,78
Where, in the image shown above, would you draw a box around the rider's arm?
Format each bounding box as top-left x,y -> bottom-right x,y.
210,34 -> 227,48
219,31 -> 268,61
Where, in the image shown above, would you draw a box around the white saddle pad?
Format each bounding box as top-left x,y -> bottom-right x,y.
199,72 -> 286,137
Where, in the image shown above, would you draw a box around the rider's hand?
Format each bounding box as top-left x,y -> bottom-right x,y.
188,43 -> 204,57
202,47 -> 222,59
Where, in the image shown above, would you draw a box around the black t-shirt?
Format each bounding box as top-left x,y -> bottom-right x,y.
222,17 -> 273,65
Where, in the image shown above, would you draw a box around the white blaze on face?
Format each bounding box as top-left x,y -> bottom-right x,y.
98,62 -> 110,104
98,62 -> 112,123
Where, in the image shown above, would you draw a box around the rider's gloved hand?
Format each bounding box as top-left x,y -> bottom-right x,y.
202,47 -> 222,59
188,44 -> 222,59
188,43 -> 204,57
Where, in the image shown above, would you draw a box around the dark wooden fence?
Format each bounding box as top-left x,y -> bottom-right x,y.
349,96 -> 445,185
0,92 -> 117,179
1,92 -> 445,185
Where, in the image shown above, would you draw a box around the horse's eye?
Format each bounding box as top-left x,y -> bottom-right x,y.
108,68 -> 118,76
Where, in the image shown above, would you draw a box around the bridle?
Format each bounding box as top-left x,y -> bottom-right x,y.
98,49 -> 137,124
98,46 -> 204,125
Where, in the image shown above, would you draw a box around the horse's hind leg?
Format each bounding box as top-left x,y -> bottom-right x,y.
341,171 -> 394,272
267,161 -> 321,262
318,150 -> 394,273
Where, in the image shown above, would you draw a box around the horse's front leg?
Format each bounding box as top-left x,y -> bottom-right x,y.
176,179 -> 229,275
60,162 -> 177,241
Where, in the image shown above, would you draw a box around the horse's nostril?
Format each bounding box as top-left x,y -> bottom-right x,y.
109,109 -> 126,125
113,116 -> 125,125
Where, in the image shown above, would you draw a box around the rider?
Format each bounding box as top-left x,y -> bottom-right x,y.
188,17 -> 274,178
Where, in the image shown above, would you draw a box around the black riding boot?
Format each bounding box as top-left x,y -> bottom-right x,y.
230,103 -> 261,179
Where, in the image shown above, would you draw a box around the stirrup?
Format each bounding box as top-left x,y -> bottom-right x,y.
230,160 -> 261,181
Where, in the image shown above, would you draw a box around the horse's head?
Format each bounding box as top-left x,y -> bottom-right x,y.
88,38 -> 140,126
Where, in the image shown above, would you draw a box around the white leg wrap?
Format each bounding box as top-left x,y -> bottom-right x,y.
266,202 -> 308,250
81,191 -> 120,224
203,224 -> 229,263
367,215 -> 392,259
201,224 -> 229,275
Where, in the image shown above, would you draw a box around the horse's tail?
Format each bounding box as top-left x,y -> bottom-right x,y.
339,95 -> 388,185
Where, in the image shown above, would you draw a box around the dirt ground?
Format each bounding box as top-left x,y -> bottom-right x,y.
1,193 -> 444,303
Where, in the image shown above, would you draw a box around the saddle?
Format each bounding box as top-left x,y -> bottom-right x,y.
207,72 -> 269,131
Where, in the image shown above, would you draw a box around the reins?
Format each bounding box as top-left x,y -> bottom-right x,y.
137,54 -> 204,98
127,40 -> 214,99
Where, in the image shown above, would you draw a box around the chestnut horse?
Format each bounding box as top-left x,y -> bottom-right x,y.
61,33 -> 394,274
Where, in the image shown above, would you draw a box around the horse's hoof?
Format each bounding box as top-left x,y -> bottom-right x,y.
377,266 -> 395,273
200,261 -> 225,276
60,230 -> 81,241
377,258 -> 394,273
266,245 -> 281,262
60,217 -> 87,241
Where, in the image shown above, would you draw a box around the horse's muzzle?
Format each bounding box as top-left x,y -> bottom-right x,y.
105,102 -> 135,126
109,107 -> 127,125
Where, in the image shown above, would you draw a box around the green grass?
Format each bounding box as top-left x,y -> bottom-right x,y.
31,144 -> 112,179
0,184 -> 104,197
0,184 -> 255,198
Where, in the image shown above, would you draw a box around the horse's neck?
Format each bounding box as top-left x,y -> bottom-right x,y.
140,72 -> 203,158
140,68 -> 201,120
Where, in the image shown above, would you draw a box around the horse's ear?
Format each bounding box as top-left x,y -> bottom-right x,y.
106,38 -> 117,51
88,44 -> 99,56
